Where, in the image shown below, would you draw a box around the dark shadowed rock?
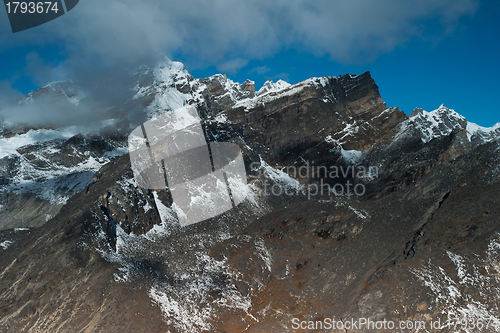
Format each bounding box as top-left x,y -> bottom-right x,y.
1,61 -> 499,332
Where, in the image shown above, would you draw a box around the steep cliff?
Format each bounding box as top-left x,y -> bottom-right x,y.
1,58 -> 499,332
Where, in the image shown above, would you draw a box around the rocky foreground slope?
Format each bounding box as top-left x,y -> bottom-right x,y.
1,59 -> 500,332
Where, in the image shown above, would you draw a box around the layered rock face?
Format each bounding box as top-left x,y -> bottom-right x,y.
219,73 -> 405,162
0,59 -> 499,332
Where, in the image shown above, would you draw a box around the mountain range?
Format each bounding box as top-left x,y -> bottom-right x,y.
1,58 -> 500,332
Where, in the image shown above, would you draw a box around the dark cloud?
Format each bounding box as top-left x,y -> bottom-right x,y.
0,94 -> 89,128
2,0 -> 479,69
0,0 -> 478,127
0,69 -> 142,128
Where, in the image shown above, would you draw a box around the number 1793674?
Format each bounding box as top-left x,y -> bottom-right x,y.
5,2 -> 59,14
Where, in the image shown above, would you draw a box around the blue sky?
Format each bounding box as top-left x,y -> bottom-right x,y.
1,0 -> 499,127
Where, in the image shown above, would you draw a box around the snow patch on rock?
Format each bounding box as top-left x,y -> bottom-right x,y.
411,234 -> 500,332
0,240 -> 13,250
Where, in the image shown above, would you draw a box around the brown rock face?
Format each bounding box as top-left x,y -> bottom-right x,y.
212,72 -> 405,167
240,79 -> 256,95
1,66 -> 499,333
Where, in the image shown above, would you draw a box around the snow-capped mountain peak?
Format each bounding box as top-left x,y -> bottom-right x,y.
2,59 -> 500,333
409,104 -> 467,143
256,79 -> 291,96
467,121 -> 500,147
408,104 -> 499,147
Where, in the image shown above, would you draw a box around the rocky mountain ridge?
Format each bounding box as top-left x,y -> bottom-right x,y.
0,58 -> 499,332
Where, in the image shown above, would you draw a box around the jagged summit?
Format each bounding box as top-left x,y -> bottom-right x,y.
1,58 -> 500,332
408,104 -> 500,146
1,59 -> 497,230
409,104 -> 467,143
256,79 -> 291,96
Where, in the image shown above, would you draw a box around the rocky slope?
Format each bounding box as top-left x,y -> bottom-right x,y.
0,58 -> 499,332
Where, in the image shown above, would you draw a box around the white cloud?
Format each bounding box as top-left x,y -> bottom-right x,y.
1,0 -> 478,79
267,72 -> 290,83
24,51 -> 69,86
216,58 -> 249,74
249,66 -> 271,75
0,81 -> 22,103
